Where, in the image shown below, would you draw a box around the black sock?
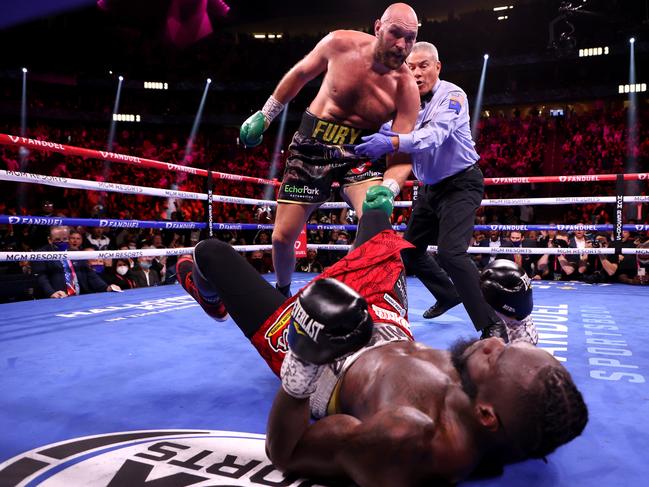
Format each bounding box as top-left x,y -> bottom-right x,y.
275,282 -> 292,298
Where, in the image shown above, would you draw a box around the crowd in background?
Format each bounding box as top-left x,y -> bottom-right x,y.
1,103 -> 648,302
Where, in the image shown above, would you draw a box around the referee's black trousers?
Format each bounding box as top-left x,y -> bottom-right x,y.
402,164 -> 500,331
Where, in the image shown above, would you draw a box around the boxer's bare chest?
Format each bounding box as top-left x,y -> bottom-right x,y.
311,53 -> 402,128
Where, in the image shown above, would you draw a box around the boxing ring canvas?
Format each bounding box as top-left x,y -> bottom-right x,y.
1,275 -> 648,486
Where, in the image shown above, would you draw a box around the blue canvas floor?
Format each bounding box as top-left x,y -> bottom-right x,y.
1,274 -> 648,486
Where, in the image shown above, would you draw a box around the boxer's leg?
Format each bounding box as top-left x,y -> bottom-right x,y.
351,209 -> 393,250
192,238 -> 286,338
342,179 -> 381,220
272,201 -> 318,295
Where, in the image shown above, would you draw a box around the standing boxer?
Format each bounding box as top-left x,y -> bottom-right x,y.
239,3 -> 421,297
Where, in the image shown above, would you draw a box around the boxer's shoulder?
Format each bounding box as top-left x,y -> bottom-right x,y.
326,29 -> 375,52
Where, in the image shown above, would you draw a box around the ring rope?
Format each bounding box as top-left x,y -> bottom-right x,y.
2,133 -> 648,187
1,244 -> 647,262
0,133 -> 278,186
2,215 -> 649,233
3,170 -> 648,209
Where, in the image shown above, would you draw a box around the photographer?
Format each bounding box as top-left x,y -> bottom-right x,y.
617,240 -> 649,285
568,226 -> 590,280
582,234 -> 619,284
536,231 -> 576,280
496,230 -> 539,278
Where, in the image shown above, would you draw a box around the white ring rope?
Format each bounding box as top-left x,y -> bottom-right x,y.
1,245 -> 647,262
3,170 -> 648,209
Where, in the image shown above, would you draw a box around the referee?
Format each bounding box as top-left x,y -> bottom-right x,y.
355,41 -> 507,340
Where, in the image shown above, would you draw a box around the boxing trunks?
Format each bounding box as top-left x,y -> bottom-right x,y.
277,111 -> 386,204
250,231 -> 415,417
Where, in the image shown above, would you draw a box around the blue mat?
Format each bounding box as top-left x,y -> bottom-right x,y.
1,275 -> 648,486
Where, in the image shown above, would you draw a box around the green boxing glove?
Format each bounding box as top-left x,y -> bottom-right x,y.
240,96 -> 286,148
239,111 -> 267,148
362,184 -> 395,217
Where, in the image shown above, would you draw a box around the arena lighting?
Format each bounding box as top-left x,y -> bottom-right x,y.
471,54 -> 489,139
183,78 -> 211,167
18,66 -> 28,208
264,106 -> 289,202
253,33 -> 266,39
498,16 -> 509,21
20,68 -> 27,139
626,33 -> 639,190
493,6 -> 513,11
106,74 -> 124,161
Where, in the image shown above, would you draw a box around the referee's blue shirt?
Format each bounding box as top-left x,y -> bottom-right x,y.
393,79 -> 480,185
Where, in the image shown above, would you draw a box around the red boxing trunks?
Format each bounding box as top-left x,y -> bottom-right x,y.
250,230 -> 414,376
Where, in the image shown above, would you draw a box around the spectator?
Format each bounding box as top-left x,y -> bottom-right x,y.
85,227 -> 111,250
248,250 -> 273,274
31,226 -> 118,298
477,229 -> 503,269
296,249 -> 323,273
568,225 -> 590,279
101,258 -> 137,290
68,230 -> 83,251
497,230 -> 538,278
132,256 -> 161,287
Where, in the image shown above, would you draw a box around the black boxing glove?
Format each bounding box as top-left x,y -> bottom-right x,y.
481,259 -> 537,344
280,278 -> 373,398
481,259 -> 533,320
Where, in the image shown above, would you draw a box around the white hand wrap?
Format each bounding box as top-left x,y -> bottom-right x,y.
280,350 -> 324,399
261,95 -> 285,125
498,312 -> 538,345
381,178 -> 400,197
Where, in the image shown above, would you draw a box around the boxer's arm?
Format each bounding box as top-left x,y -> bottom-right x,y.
383,72 -> 419,188
271,33 -> 333,104
267,391 -> 435,486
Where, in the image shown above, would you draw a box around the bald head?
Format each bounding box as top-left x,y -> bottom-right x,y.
381,3 -> 419,30
374,3 -> 418,70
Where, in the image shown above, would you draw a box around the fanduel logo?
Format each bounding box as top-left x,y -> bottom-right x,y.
285,185 -> 320,195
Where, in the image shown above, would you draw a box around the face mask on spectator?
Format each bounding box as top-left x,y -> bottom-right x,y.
116,265 -> 129,276
140,262 -> 151,270
53,241 -> 69,251
91,264 -> 104,273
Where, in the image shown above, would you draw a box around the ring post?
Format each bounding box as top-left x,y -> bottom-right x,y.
613,174 -> 624,255
206,167 -> 214,238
